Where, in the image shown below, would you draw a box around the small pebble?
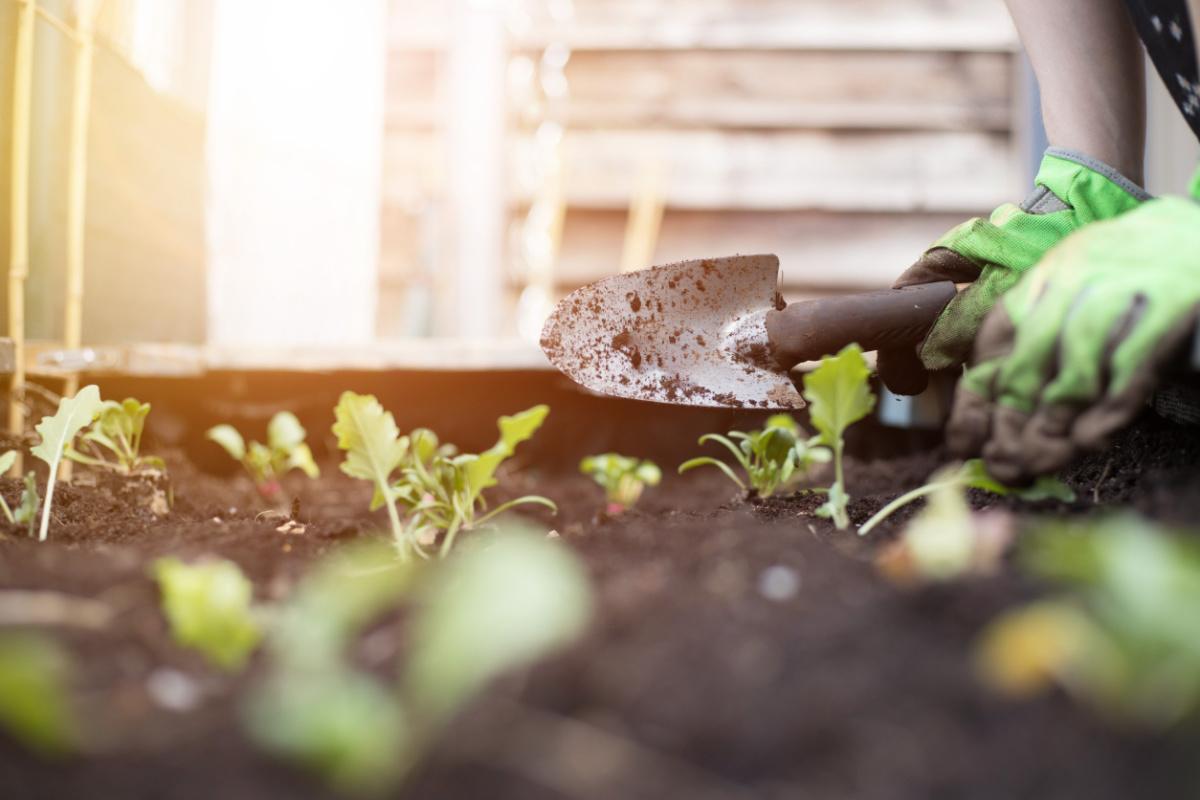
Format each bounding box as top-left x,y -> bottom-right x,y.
758,565 -> 801,602
146,668 -> 201,712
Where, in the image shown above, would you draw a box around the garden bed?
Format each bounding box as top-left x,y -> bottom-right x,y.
2,370 -> 1200,799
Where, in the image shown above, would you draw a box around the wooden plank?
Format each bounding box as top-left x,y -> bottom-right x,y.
522,129 -> 1018,212
389,0 -> 1018,52
384,49 -> 439,128
549,209 -> 971,293
554,50 -> 1012,131
385,129 -> 1017,212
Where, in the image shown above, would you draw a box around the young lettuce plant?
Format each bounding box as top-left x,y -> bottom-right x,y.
392,406 -> 557,557
802,344 -> 875,529
207,411 -> 319,501
31,384 -> 104,542
579,453 -> 661,514
0,450 -> 38,535
332,391 -> 415,559
152,557 -> 262,671
858,458 -> 1075,536
245,527 -> 591,793
677,413 -> 829,498
976,516 -> 1200,729
65,398 -> 164,475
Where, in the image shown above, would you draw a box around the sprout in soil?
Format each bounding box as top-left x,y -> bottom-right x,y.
207,411 -> 320,502
152,557 -> 262,671
677,413 -> 829,499
802,344 -> 875,529
0,632 -> 77,757
0,451 -> 39,536
874,464 -> 1017,586
858,458 -> 1075,536
391,405 -> 557,557
30,384 -> 105,542
245,527 -> 591,793
333,393 -> 556,560
976,515 -> 1200,730
65,397 -> 165,476
579,453 -> 661,514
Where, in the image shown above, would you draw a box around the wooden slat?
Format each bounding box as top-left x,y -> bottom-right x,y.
518,129 -> 1018,212
554,49 -> 1011,131
389,0 -> 1018,52
385,130 -> 1018,212
384,49 -> 439,128
549,209 -> 971,293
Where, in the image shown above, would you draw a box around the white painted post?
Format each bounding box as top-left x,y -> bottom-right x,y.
205,0 -> 385,347
445,0 -> 508,339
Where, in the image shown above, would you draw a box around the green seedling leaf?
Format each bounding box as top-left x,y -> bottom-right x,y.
333,392 -> 413,557
0,450 -> 17,523
0,633 -> 77,756
30,385 -> 104,542
803,345 -> 874,529
267,411 -> 308,452
677,414 -> 829,498
15,472 -> 39,537
978,516 -> 1200,728
69,397 -> 162,475
406,528 -> 592,724
206,424 -> 245,462
959,459 -> 1075,502
579,453 -> 661,513
859,458 -> 1076,536
153,557 -> 261,671
462,405 -> 549,507
245,540 -> 414,792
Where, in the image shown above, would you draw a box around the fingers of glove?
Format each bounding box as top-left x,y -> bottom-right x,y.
945,306 -> 1017,457
989,285 -> 1148,479
891,247 -> 983,289
1073,304 -> 1200,450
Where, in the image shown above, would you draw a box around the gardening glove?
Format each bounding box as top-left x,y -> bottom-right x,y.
878,148 -> 1150,395
946,165 -> 1200,485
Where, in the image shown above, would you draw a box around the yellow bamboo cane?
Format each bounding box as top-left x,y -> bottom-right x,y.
59,0 -> 101,482
8,0 -> 37,476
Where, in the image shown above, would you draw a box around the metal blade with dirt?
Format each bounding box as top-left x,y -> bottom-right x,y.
540,253 -> 957,409
540,254 -> 802,409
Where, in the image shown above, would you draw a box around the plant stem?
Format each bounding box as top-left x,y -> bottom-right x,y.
382,488 -> 410,561
858,478 -> 961,536
38,467 -> 58,542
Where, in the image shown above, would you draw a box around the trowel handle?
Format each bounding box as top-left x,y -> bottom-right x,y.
765,281 -> 957,370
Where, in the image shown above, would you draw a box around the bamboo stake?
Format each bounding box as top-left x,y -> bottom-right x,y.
8,0 -> 37,476
60,0 -> 102,482
619,160 -> 666,274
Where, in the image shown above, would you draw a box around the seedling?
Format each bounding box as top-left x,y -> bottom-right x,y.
245,528 -> 591,793
579,453 -> 661,514
874,464 -> 1016,586
678,413 -> 830,498
0,451 -> 36,533
0,633 -> 77,757
153,557 -> 262,671
332,391 -> 415,559
976,516 -> 1200,729
802,344 -> 875,529
31,384 -> 104,542
207,411 -> 319,501
390,405 -> 557,557
859,458 -> 1075,536
65,398 -> 164,475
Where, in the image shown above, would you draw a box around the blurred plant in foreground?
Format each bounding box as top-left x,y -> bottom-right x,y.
0,632 -> 77,756
244,527 -> 592,793
976,516 -> 1200,729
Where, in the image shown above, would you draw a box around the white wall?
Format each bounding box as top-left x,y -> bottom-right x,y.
206,0 -> 385,346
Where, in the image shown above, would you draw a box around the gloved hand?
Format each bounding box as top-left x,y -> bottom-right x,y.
878,148 -> 1149,395
946,172 -> 1200,484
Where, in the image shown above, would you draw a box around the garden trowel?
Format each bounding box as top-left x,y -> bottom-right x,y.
540,254 -> 956,409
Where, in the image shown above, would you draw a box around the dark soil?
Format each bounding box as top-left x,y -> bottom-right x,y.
3,399 -> 1200,799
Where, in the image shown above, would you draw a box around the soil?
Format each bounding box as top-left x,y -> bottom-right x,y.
3,378 -> 1200,799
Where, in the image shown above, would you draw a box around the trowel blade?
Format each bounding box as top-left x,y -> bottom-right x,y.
539,254 -> 804,409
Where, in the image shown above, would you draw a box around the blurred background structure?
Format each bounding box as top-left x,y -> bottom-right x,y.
0,0 -> 1197,368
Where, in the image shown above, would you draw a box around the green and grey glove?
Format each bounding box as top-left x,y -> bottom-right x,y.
946,166 -> 1200,484
879,148 -> 1150,395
